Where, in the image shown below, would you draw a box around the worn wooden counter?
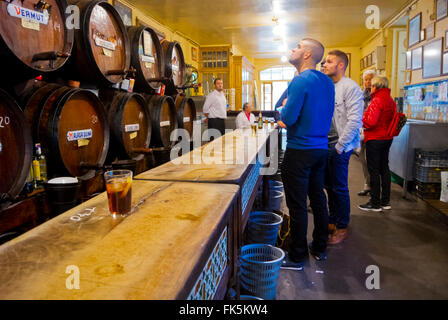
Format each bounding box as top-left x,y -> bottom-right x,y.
0,180 -> 239,300
135,127 -> 279,234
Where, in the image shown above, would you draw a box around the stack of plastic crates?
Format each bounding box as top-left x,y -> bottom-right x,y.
414,149 -> 448,199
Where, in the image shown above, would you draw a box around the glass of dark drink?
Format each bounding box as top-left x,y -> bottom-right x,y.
104,170 -> 133,216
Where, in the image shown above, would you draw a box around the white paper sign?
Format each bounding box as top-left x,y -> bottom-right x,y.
7,4 -> 49,24
67,129 -> 93,142
160,121 -> 170,127
94,37 -> 116,51
125,124 -> 140,132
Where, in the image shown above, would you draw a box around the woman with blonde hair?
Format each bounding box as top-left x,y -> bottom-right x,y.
359,75 -> 397,212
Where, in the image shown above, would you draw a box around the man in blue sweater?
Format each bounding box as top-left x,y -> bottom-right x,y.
279,39 -> 335,270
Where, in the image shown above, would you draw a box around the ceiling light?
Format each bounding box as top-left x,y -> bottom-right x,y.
281,56 -> 288,63
273,25 -> 285,36
273,1 -> 282,14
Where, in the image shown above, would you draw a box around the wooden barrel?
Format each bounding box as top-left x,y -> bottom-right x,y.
174,94 -> 196,138
68,0 -> 130,86
99,89 -> 151,161
160,40 -> 186,94
24,85 -> 110,180
127,26 -> 164,93
146,95 -> 178,149
0,90 -> 33,202
0,0 -> 74,84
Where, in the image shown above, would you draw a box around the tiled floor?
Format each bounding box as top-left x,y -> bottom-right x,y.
276,155 -> 448,299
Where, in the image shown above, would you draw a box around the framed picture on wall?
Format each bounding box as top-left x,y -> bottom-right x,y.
361,58 -> 364,70
405,70 -> 412,84
191,47 -> 198,62
406,50 -> 412,69
412,46 -> 423,70
408,13 -> 422,48
423,38 -> 443,78
363,56 -> 368,68
367,53 -> 372,67
136,17 -> 165,40
347,52 -> 352,77
426,22 -> 435,40
443,51 -> 448,75
445,30 -> 448,49
114,0 -> 132,26
436,0 -> 448,21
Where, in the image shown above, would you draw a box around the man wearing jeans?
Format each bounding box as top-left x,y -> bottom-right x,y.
278,38 -> 335,270
323,50 -> 364,245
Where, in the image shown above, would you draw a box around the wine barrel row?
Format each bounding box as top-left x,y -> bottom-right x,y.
0,86 -> 187,200
0,0 -> 188,92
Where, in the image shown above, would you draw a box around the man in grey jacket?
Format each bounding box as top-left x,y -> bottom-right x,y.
323,50 -> 364,244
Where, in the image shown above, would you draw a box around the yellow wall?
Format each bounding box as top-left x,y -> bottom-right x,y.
408,0 -> 448,84
107,0 -> 199,70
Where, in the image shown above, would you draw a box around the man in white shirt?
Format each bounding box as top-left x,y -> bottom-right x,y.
235,102 -> 256,129
323,50 -> 364,245
203,78 -> 227,137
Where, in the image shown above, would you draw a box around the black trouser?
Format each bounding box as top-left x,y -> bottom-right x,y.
281,148 -> 329,261
208,118 -> 226,138
366,139 -> 393,207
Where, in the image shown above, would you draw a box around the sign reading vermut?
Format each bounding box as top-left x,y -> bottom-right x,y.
7,4 -> 49,25
67,129 -> 93,142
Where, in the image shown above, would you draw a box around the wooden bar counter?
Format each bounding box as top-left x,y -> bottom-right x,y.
0,180 -> 239,300
135,126 -> 279,234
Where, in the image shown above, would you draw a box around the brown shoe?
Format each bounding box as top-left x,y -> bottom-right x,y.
328,224 -> 337,236
328,228 -> 347,245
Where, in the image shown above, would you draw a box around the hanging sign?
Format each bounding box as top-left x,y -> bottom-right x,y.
7,4 -> 49,25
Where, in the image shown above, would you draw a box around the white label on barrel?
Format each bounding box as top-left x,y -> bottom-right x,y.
183,117 -> 190,123
172,65 -> 179,71
103,48 -> 113,57
95,37 -> 116,51
67,129 -> 93,142
22,18 -> 40,31
141,55 -> 155,63
7,4 -> 49,25
125,124 -> 140,132
160,121 -> 170,127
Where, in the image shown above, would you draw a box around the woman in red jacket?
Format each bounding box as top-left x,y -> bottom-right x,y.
359,76 -> 396,212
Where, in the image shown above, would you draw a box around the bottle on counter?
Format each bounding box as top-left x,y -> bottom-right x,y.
32,143 -> 46,189
258,111 -> 263,129
35,143 -> 47,184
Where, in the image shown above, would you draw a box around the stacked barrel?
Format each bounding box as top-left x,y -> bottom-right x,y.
0,0 -> 196,217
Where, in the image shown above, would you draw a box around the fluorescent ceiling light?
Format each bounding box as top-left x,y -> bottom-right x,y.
273,25 -> 285,36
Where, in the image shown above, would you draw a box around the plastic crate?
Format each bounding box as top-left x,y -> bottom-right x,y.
415,181 -> 441,199
415,165 -> 448,183
415,149 -> 448,168
239,244 -> 285,300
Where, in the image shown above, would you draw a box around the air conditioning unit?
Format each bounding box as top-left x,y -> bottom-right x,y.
374,46 -> 387,70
